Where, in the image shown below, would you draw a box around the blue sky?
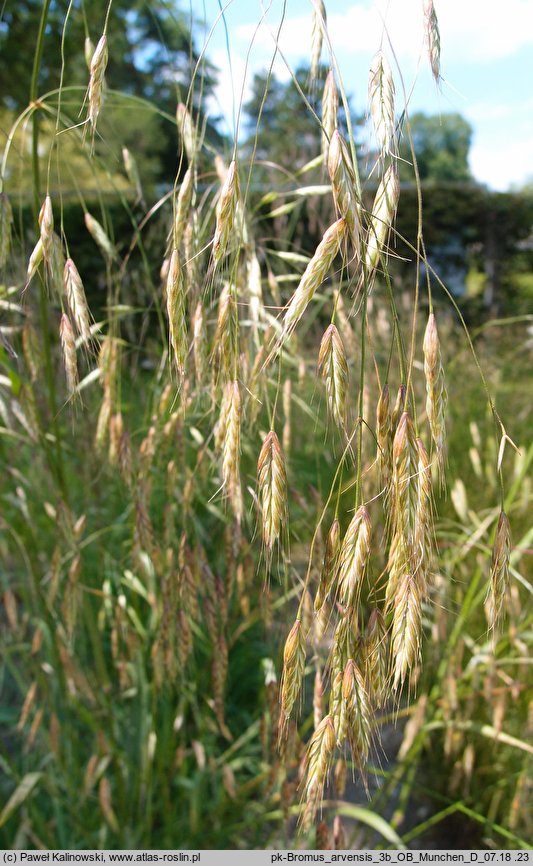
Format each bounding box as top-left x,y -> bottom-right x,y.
196,0 -> 533,190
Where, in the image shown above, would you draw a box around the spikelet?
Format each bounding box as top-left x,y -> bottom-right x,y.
376,384 -> 391,489
64,258 -> 91,344
257,430 -> 287,566
314,667 -> 324,729
122,147 -> 143,203
27,239 -> 43,282
213,160 -> 240,264
173,166 -> 194,249
327,131 -> 360,249
108,412 -> 124,466
166,248 -> 188,378
279,618 -> 306,741
365,163 -> 400,280
337,506 -> 371,609
364,608 -> 388,707
317,323 -> 348,427
88,35 -> 108,136
84,212 -> 116,260
423,312 -> 447,485
423,0 -> 441,83
192,302 -> 206,384
385,410 -> 417,614
487,510 -> 511,631
299,714 -> 335,831
39,195 -> 53,264
247,251 -> 265,344
214,282 -> 238,377
391,571 -> 422,689
341,658 -> 371,776
59,314 -> 78,397
222,380 -> 242,522
215,385 -> 230,451
84,36 -> 95,70
310,0 -> 326,83
0,191 -> 13,268
391,411 -> 419,573
176,103 -> 196,162
282,218 -> 346,341
22,322 -> 41,382
315,518 -> 340,612
368,49 -> 395,158
321,70 -> 338,162
391,383 -> 406,431
414,436 -> 433,595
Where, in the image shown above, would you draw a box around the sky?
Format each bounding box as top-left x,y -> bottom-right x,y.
196,0 -> 533,191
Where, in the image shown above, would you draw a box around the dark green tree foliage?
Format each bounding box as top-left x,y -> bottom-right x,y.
400,112 -> 473,183
243,66 -> 358,175
0,0 -> 220,180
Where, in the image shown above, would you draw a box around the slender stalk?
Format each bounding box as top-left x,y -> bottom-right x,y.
30,0 -> 68,500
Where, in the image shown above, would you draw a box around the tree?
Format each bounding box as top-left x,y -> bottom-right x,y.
243,66 -> 359,176
400,112 -> 473,184
0,0 -> 220,182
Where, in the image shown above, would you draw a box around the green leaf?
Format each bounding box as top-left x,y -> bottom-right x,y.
331,801 -> 406,847
0,772 -> 42,828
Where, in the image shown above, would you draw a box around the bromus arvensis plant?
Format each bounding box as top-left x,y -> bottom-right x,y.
0,0 -> 529,850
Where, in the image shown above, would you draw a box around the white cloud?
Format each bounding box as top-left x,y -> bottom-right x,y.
470,135 -> 533,190
235,0 -> 533,67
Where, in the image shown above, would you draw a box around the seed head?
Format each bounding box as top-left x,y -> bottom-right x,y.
88,35 -> 108,134
368,49 -> 395,158
64,258 -> 91,344
282,218 -> 347,341
327,131 -> 360,249
174,166 -> 194,249
257,430 -> 287,566
84,212 -> 115,260
310,0 -> 326,83
222,380 -> 242,522
176,103 -> 196,162
59,314 -> 78,397
321,70 -> 338,162
487,510 -> 511,631
365,163 -> 400,280
39,196 -> 54,264
213,160 -> 240,264
423,0 -> 441,83
337,506 -> 371,609
423,312 -> 447,486
279,619 -> 307,742
299,714 -> 335,832
317,324 -> 348,427
166,248 -> 188,378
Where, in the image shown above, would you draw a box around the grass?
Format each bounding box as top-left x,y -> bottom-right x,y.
0,0 -> 532,851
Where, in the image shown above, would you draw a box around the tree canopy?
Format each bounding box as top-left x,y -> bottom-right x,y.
400,112 -> 473,183
0,0 -> 220,183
